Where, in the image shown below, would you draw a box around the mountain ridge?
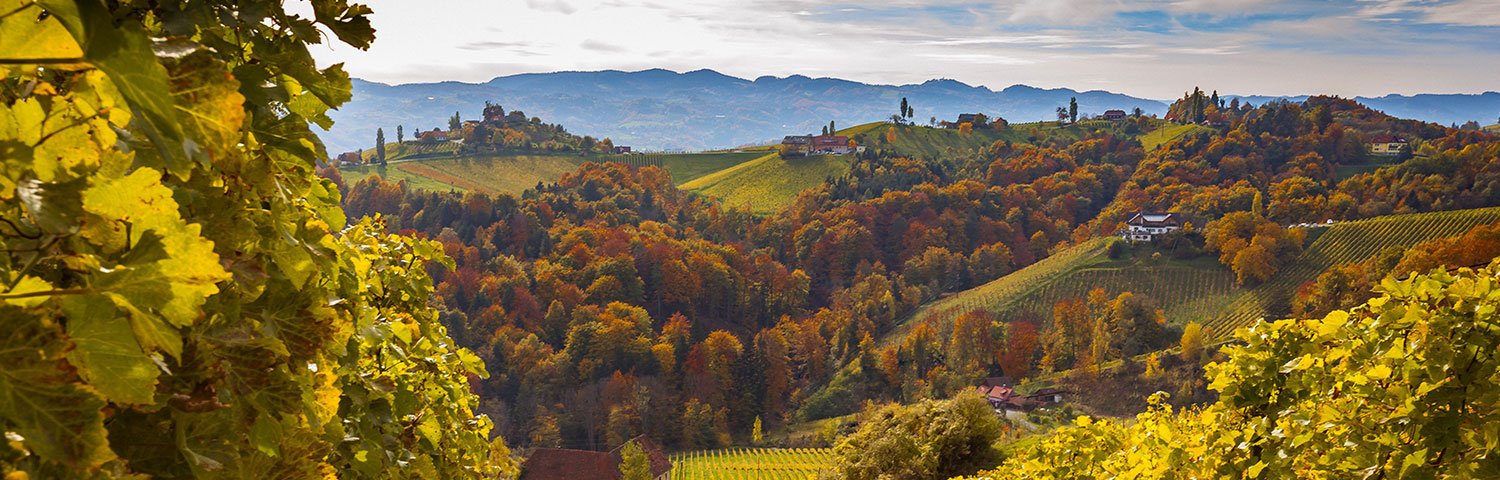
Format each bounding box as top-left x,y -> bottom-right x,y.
325,69 -> 1500,154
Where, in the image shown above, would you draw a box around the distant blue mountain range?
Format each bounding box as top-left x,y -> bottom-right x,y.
323,69 -> 1500,153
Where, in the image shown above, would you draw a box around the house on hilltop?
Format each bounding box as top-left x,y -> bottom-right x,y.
1102,109 -> 1127,121
812,135 -> 851,154
1121,212 -> 1183,242
613,145 -> 633,154
519,436 -> 672,480
1367,134 -> 1409,156
419,129 -> 449,142
781,135 -> 813,156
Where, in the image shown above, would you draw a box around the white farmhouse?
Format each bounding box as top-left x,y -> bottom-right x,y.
1122,212 -> 1183,242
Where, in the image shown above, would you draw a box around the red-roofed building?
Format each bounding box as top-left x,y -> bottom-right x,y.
812,135 -> 851,154
420,129 -> 449,142
1368,134 -> 1409,156
520,436 -> 672,480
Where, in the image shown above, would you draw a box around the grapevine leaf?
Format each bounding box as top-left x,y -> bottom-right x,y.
0,313 -> 114,470
82,168 -> 229,330
4,275 -> 54,308
15,176 -> 86,235
62,295 -> 160,405
40,0 -> 193,177
0,1 -> 83,60
309,0 -> 376,50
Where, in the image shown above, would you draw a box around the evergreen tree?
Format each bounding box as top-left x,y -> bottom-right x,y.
376,127 -> 387,164
830,120 -> 836,134
822,125 -> 829,136
1069,97 -> 1079,124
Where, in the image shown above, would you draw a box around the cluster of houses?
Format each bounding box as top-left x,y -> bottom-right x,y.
975,377 -> 1067,412
519,436 -> 673,480
780,134 -> 855,156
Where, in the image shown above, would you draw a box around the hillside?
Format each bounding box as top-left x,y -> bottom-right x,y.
1138,123 -> 1215,151
340,151 -> 766,195
680,152 -> 853,215
1203,206 -> 1500,340
887,237 -> 1239,345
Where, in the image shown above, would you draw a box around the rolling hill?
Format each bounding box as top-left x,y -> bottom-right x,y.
679,152 -> 853,215
339,151 -> 767,196
1202,206 -> 1500,340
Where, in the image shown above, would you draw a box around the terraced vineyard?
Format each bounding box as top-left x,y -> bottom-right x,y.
1016,263 -> 1239,325
669,448 -> 835,480
1204,206 -> 1500,339
888,238 -> 1113,343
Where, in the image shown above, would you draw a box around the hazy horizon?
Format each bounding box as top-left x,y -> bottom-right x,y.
296,0 -> 1500,100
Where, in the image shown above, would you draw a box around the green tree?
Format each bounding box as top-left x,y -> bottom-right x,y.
376,127 -> 387,164
900,97 -> 909,123
1069,97 -> 1078,124
397,124 -> 404,143
829,120 -> 836,134
831,393 -> 1002,480
450,111 -> 462,130
0,1 -> 509,477
618,440 -> 652,480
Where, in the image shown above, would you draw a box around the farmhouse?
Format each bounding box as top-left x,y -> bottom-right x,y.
812,135 -> 851,154
519,436 -> 672,480
1102,109 -> 1127,121
781,135 -> 813,156
335,151 -> 362,165
1368,134 -> 1409,156
419,129 -> 449,142
1121,212 -> 1183,242
613,145 -> 633,154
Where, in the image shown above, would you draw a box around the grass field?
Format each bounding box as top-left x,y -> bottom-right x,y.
1139,123 -> 1214,151
1203,206 -> 1500,340
340,163 -> 468,193
669,448 -> 835,480
680,152 -> 852,215
340,151 -> 766,196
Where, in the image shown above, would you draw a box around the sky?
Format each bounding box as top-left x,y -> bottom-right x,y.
297,0 -> 1500,99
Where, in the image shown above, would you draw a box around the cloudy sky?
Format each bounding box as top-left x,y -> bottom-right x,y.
301,0 -> 1500,99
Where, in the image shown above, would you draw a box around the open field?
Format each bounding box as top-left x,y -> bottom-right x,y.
680,152 -> 852,215
1139,123 -> 1215,151
669,448 -> 835,480
339,151 -> 766,195
1204,206 -> 1500,339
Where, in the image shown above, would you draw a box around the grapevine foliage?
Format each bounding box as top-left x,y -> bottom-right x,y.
993,263 -> 1500,479
0,0 -> 511,477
